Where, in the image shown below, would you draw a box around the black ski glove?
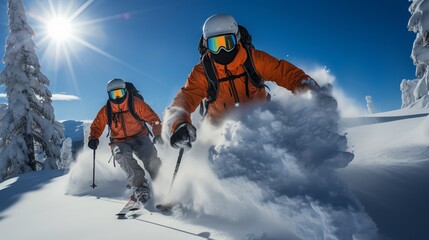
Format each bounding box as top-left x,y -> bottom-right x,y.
153,135 -> 164,145
88,139 -> 99,150
313,84 -> 338,110
170,123 -> 197,150
300,77 -> 320,92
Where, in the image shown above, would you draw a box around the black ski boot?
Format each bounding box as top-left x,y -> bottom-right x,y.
133,182 -> 151,204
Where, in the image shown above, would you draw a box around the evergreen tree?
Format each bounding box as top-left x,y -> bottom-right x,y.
365,96 -> 375,114
406,0 -> 429,107
0,103 -> 6,120
401,79 -> 418,108
59,138 -> 73,169
0,0 -> 64,181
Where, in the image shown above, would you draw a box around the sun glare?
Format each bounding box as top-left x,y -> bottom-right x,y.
46,17 -> 72,42
31,0 -> 145,87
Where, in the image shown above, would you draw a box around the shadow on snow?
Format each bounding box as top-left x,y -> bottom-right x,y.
338,160 -> 429,240
0,170 -> 65,221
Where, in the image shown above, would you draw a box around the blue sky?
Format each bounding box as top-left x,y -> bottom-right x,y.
0,0 -> 416,120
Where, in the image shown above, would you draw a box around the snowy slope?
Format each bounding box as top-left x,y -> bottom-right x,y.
0,170 -> 225,240
338,108 -> 429,240
1,96 -> 429,240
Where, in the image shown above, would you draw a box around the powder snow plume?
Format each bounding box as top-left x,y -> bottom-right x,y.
158,85 -> 378,240
66,123 -> 130,198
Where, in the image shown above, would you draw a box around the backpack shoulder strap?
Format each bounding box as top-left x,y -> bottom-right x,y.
202,53 -> 219,103
106,100 -> 112,127
242,46 -> 265,89
105,101 -> 112,138
127,95 -> 153,137
237,25 -> 265,89
127,95 -> 142,121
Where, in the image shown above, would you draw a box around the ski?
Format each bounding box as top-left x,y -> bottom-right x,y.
116,195 -> 141,219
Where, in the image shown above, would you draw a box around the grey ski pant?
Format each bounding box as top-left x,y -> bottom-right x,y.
110,134 -> 161,188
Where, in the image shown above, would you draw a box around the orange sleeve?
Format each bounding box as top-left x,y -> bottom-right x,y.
89,105 -> 108,140
252,49 -> 310,92
134,97 -> 162,136
170,63 -> 208,131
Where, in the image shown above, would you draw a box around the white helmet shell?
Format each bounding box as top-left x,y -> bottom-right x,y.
203,14 -> 239,40
107,78 -> 126,92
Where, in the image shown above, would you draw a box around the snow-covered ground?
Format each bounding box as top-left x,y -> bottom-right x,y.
1,94 -> 428,240
338,107 -> 429,240
0,170 -> 224,240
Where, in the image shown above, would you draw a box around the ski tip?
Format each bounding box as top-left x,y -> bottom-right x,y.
116,214 -> 127,219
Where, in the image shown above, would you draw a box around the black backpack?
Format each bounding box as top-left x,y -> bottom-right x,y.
197,25 -> 268,116
105,82 -> 153,138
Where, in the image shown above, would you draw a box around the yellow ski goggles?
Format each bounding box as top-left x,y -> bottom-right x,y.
207,34 -> 237,54
108,88 -> 126,100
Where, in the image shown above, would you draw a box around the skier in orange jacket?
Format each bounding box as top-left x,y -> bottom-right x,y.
167,14 -> 321,150
88,78 -> 163,204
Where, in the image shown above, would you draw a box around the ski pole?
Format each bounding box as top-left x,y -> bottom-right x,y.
91,150 -> 97,188
169,148 -> 184,191
155,148 -> 185,211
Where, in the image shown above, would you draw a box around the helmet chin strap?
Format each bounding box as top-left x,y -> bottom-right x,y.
211,45 -> 239,65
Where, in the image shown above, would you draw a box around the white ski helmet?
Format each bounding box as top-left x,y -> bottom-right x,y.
202,14 -> 241,41
107,78 -> 126,92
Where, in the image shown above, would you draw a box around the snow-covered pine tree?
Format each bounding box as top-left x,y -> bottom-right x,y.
0,103 -> 7,133
0,0 -> 64,182
58,138 -> 73,169
405,0 -> 429,107
365,96 -> 375,114
0,103 -> 6,119
401,79 -> 418,108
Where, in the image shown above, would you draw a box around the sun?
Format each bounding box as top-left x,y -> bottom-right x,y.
30,0 -> 146,88
46,16 -> 73,43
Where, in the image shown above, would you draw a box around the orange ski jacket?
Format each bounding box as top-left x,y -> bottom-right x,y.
169,42 -> 310,131
89,95 -> 162,142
